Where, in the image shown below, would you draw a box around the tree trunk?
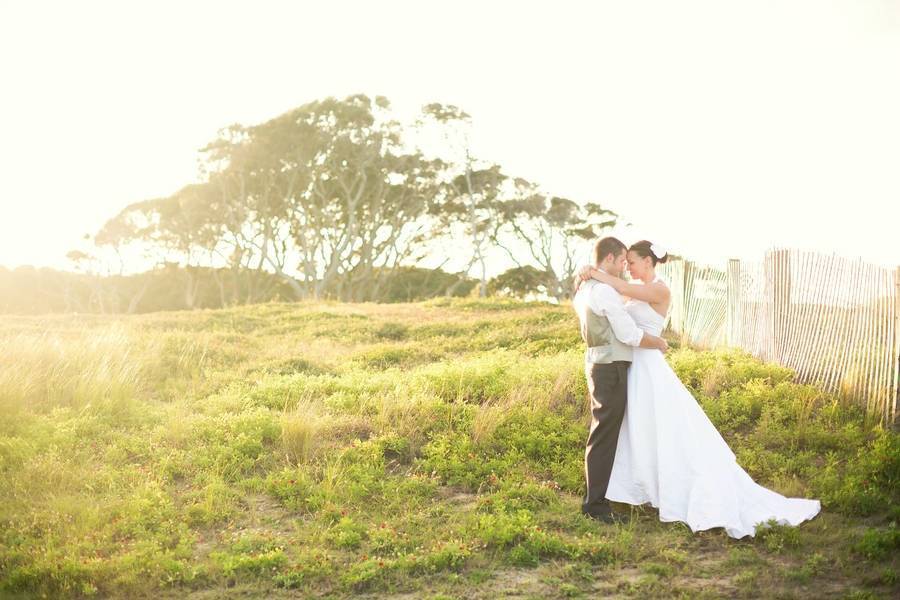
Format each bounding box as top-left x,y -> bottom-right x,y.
127,278 -> 152,314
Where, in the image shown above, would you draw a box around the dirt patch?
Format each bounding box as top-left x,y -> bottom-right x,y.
234,492 -> 300,537
435,486 -> 481,511
473,566 -> 554,598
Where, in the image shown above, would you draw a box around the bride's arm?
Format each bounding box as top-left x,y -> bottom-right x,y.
578,266 -> 670,304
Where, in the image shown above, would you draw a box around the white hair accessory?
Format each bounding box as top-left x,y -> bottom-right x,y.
650,243 -> 667,260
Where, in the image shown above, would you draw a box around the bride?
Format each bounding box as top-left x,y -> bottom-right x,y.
577,240 -> 821,539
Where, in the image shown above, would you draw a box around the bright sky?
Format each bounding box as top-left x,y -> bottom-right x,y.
1,0 -> 899,274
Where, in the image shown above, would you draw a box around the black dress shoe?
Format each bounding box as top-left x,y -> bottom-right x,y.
582,509 -> 625,524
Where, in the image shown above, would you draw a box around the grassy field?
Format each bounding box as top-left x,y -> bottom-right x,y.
0,298 -> 897,599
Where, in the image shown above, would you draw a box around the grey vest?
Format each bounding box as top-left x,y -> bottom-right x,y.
578,284 -> 634,364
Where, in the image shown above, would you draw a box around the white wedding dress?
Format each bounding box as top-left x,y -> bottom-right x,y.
605,277 -> 821,538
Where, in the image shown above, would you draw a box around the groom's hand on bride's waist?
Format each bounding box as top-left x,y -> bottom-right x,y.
638,333 -> 669,353
652,336 -> 669,353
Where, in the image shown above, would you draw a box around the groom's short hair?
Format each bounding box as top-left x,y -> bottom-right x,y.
594,237 -> 626,265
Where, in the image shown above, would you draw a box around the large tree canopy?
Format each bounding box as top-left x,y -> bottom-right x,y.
90,94 -> 619,305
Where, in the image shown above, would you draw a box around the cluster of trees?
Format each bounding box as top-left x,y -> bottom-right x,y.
0,264 -> 478,314
20,94 -> 619,313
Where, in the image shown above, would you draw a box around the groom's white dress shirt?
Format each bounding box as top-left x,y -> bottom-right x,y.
572,276 -> 645,347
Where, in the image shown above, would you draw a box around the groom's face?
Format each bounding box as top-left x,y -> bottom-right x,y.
611,249 -> 627,277
601,249 -> 627,277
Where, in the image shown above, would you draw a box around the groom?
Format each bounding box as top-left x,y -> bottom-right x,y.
572,237 -> 669,523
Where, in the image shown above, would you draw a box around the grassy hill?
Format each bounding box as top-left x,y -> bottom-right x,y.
0,298 -> 897,599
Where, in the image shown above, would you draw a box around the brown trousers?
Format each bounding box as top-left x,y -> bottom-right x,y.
582,361 -> 630,514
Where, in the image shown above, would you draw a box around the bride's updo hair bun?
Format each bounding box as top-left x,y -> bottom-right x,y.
629,240 -> 669,265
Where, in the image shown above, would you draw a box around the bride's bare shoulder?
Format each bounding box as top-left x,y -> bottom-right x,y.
651,278 -> 671,293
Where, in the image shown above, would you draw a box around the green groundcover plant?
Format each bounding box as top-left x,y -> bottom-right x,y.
0,299 -> 896,598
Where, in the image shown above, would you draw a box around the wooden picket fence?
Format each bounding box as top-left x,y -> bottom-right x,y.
657,249 -> 900,424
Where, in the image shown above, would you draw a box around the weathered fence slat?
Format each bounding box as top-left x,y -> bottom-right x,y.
657,249 -> 899,423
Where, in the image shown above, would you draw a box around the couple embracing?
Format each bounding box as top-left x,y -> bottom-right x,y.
572,237 -> 820,539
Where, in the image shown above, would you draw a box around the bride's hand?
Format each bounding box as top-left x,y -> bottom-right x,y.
577,265 -> 593,281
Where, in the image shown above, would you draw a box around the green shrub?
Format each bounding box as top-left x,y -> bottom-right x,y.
326,516 -> 367,549
375,322 -> 409,340
407,539 -> 472,573
811,429 -> 900,516
754,520 -> 801,552
265,467 -> 323,513
273,552 -> 334,589
854,523 -> 900,561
